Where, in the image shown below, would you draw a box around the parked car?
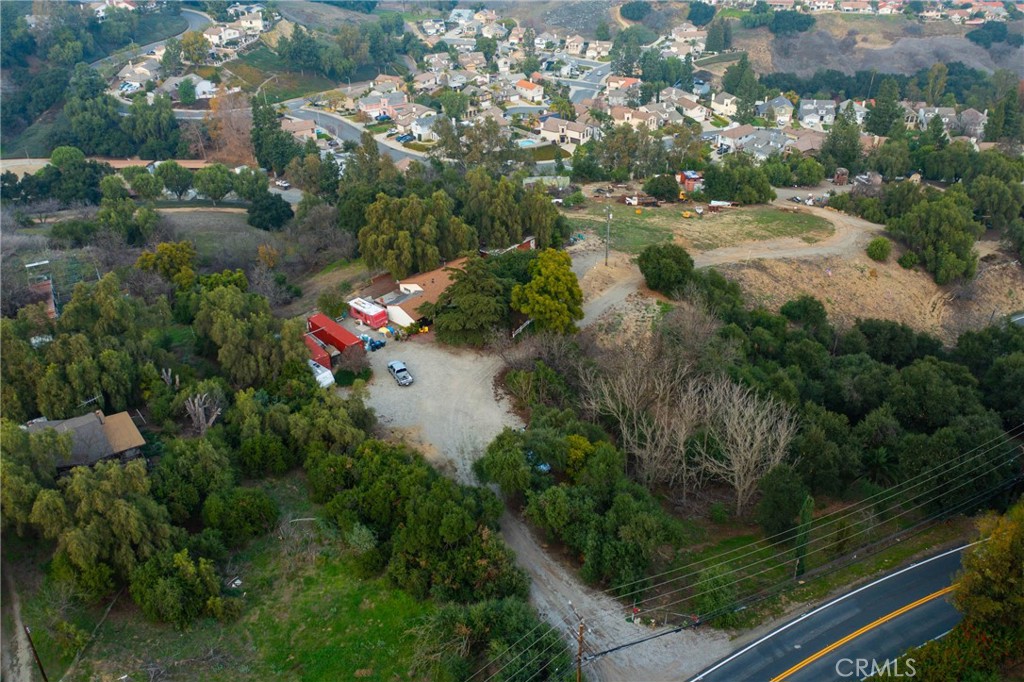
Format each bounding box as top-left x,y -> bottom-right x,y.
386,127 -> 398,136
375,114 -> 391,122
397,134 -> 415,143
327,139 -> 339,147
275,179 -> 291,189
387,360 -> 413,386
790,196 -> 803,203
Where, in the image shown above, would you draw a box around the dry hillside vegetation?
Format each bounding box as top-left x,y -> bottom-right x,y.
735,15 -> 1024,76
720,246 -> 1023,344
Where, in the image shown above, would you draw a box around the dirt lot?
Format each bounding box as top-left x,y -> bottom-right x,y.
735,17 -> 1024,76
720,244 -> 1024,344
275,1 -> 377,32
351,328 -> 522,484
158,208 -> 280,272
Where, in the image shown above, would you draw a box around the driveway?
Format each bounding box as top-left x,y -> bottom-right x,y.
349,329 -> 521,483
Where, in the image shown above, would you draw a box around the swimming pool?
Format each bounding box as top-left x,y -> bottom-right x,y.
517,139 -> 538,147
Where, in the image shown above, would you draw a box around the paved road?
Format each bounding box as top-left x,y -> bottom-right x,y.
690,545 -> 968,682
556,62 -> 611,104
90,9 -> 211,70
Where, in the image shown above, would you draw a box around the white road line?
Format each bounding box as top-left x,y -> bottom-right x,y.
689,542 -> 978,681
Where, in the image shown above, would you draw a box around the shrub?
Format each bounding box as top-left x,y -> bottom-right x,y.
620,1 -> 652,21
898,251 -> 919,269
643,174 -> 680,202
866,237 -> 892,262
638,243 -> 695,295
563,190 -> 586,208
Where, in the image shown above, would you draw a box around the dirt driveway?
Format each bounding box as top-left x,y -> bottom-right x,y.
352,330 -> 521,484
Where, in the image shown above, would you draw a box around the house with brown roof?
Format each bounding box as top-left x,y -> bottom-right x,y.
27,411 -> 146,471
280,117 -> 318,142
565,34 -> 586,55
380,258 -> 469,327
539,117 -> 594,146
586,40 -> 613,59
606,76 -> 641,91
459,51 -> 488,72
610,107 -> 660,129
516,79 -> 545,103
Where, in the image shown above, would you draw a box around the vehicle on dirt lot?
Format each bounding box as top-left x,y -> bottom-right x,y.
275,179 -> 290,189
387,360 -> 413,386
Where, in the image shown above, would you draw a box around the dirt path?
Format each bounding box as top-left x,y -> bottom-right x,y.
500,513 -> 731,681
612,4 -> 631,29
2,566 -> 37,682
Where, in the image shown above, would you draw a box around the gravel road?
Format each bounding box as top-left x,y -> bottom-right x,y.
354,329 -> 521,484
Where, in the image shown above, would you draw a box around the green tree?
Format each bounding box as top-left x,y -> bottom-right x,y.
438,89 -> 469,120
865,78 -> 902,135
970,174 -> 1024,232
756,464 -> 808,537
247,190 -> 294,231
475,428 -> 531,497
596,22 -> 611,41
693,564 -> 740,626
232,166 -> 268,202
887,188 -> 983,284
820,104 -> 863,173
180,30 -> 210,64
30,460 -> 174,601
638,243 -> 695,295
793,494 -> 814,576
0,421 -> 65,536
155,161 -> 193,199
422,256 -> 507,346
643,174 -> 680,202
122,94 -> 180,159
193,163 -> 234,205
202,486 -> 279,548
518,184 -> 564,249
868,140 -> 912,180
866,237 -> 892,261
152,437 -> 233,524
129,549 -> 223,629
954,500 -> 1024,634
686,1 -> 716,25
161,37 -> 183,76
924,63 -> 948,106
178,76 -> 197,105
511,249 -> 583,334
889,356 -> 984,432
127,171 -> 163,202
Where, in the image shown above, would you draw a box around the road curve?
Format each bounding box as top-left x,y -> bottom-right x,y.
690,545 -> 969,682
90,9 -> 211,69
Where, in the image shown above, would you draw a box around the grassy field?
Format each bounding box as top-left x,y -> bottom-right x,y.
0,112 -> 62,158
566,202 -> 834,253
157,209 -> 282,270
226,46 -> 336,103
694,51 -> 746,67
529,144 -> 569,162
8,474 -> 431,682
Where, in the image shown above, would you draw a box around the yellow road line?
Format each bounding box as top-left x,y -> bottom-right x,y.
768,584 -> 957,682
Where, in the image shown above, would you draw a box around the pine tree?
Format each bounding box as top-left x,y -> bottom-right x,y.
864,78 -> 902,136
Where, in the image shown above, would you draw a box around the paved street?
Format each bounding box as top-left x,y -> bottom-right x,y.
691,546 -> 967,682
90,8 -> 211,70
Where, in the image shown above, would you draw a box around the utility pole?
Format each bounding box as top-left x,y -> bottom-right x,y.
576,620 -> 585,682
605,207 -> 611,267
25,626 -> 49,682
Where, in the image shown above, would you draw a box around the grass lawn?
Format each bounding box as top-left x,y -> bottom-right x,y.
0,112 -> 62,158
694,51 -> 746,67
710,115 -> 730,128
529,144 -> 569,162
365,122 -> 392,134
11,474 -> 432,682
157,208 -> 280,270
226,46 -> 336,103
566,203 -> 834,253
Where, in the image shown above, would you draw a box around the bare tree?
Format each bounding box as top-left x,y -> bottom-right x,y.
695,377 -> 799,515
183,392 -> 222,436
205,89 -> 254,166
287,205 -> 355,269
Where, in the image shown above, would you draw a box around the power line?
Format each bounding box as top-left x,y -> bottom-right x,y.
611,423 -> 1023,605
583,474 -> 1017,665
627,442 -> 1022,616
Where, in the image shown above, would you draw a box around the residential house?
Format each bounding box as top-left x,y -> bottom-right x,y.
382,258 -> 469,327
237,11 -> 264,33
474,8 -> 498,23
901,102 -> 922,129
118,58 -> 160,87
605,88 -> 632,107
956,108 -> 988,138
516,79 -> 545,103
476,106 -> 510,128
946,8 -> 973,22
159,74 -> 218,100
641,101 -> 685,126
459,51 -> 488,72
876,1 -> 898,14
586,40 -> 613,59
711,92 -> 739,117
539,117 -> 594,146
565,34 -> 586,55
677,97 -> 710,121
798,99 -> 837,126
717,124 -> 757,149
808,0 -> 835,10
481,22 -> 508,39
672,23 -> 706,41
737,128 -> 791,160
610,106 -> 661,129
917,106 -> 956,131
535,31 -> 558,50
374,74 -> 404,90
394,103 -> 436,133
756,95 -> 795,126
496,55 -> 511,73
446,71 -> 468,89
838,99 -> 869,125
607,76 -> 641,91
203,25 -> 241,47
425,53 -> 452,72
412,71 -> 439,93
449,8 -> 475,24
357,91 -> 409,119
281,117 -> 319,142
840,1 -> 873,12
788,128 -> 827,155
26,410 -> 146,471
508,26 -> 526,46
766,0 -> 797,8
412,113 -> 442,142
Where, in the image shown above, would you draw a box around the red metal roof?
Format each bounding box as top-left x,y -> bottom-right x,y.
307,313 -> 361,350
